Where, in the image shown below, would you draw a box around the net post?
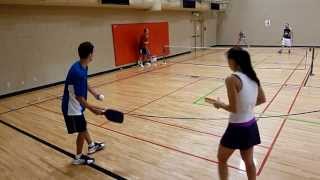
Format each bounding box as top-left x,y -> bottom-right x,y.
311,47 -> 315,76
304,47 -> 315,87
305,48 -> 307,69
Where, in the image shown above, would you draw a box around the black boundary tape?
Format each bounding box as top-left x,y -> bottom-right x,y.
0,119 -> 127,180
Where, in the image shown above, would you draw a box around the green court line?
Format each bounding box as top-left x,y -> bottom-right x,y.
262,112 -> 320,126
195,103 -> 211,107
193,84 -> 224,105
288,118 -> 320,126
192,52 -> 319,126
194,103 -> 320,126
192,55 -> 272,106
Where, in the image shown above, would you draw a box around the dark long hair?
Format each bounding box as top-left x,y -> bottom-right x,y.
227,47 -> 261,87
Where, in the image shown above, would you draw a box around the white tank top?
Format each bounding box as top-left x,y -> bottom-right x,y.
229,72 -> 258,123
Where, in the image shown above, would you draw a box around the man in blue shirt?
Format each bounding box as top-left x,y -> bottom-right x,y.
62,41 -> 105,165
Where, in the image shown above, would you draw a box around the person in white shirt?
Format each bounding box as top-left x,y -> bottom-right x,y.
206,47 -> 266,180
278,23 -> 293,54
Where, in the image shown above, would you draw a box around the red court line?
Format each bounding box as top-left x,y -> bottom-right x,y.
150,71 -> 225,80
0,50 -> 223,117
92,50 -> 224,89
118,55 -> 270,118
0,96 -> 60,116
257,50 -> 318,175
98,77 -> 206,127
260,55 -> 307,114
257,59 -> 311,176
115,54 -> 303,151
150,71 -> 307,89
171,55 -> 271,90
177,53 -> 271,68
130,115 -> 270,149
249,54 -> 307,176
5,49 -> 301,175
36,53 -> 305,175
106,55 -> 275,149
89,122 -> 246,173
131,115 -> 222,137
177,62 -> 306,71
127,78 -> 205,113
31,104 -> 246,173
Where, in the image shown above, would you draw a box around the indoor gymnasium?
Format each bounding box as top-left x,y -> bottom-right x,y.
0,0 -> 320,180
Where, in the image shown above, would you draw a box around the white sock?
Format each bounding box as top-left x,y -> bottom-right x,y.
75,154 -> 82,159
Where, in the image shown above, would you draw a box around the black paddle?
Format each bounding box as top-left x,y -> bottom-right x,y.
104,109 -> 124,123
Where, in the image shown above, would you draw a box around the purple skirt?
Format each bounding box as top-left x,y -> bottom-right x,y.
220,118 -> 261,150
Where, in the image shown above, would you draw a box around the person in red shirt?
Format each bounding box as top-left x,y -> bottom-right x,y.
138,28 -> 151,67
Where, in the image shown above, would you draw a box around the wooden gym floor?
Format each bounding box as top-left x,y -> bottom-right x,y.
0,47 -> 320,180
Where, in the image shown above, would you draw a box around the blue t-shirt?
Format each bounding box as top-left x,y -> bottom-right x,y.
62,61 -> 88,116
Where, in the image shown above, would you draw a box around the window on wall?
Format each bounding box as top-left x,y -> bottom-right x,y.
183,0 -> 196,8
101,0 -> 129,5
211,3 -> 220,10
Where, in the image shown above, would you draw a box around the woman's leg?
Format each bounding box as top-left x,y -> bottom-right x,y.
217,145 -> 235,180
240,147 -> 256,180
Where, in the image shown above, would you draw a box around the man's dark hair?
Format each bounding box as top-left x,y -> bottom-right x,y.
78,41 -> 94,59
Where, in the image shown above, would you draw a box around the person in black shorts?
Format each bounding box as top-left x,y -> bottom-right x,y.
278,23 -> 293,54
206,47 -> 266,180
138,28 -> 151,68
62,42 -> 106,165
236,31 -> 249,48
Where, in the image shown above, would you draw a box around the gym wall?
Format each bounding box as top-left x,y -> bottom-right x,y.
0,5 -> 217,96
217,0 -> 320,46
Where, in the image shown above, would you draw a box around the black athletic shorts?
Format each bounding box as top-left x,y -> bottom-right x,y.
63,114 -> 87,134
139,47 -> 150,56
220,119 -> 261,150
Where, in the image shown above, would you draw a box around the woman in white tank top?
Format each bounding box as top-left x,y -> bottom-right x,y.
206,47 -> 266,180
